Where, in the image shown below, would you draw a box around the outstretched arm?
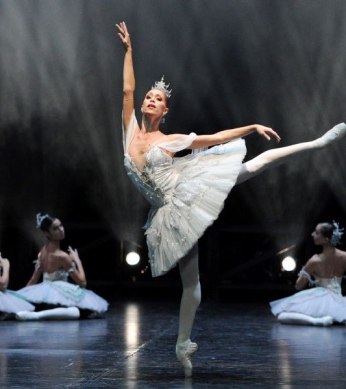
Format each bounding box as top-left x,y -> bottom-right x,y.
116,21 -> 135,130
0,257 -> 10,291
189,124 -> 281,149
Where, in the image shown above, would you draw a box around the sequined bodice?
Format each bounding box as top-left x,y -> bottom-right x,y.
315,276 -> 342,294
43,270 -> 69,282
124,146 -> 179,207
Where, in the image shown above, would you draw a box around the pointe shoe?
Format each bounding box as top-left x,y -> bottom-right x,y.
176,339 -> 198,378
15,311 -> 39,321
314,316 -> 333,326
317,122 -> 346,147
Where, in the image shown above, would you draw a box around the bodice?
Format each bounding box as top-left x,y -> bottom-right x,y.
315,276 -> 342,294
43,270 -> 69,282
124,146 -> 181,207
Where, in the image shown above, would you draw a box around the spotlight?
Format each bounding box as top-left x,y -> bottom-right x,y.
281,256 -> 296,272
125,251 -> 140,266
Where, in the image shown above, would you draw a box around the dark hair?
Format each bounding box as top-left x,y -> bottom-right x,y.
319,222 -> 334,239
36,213 -> 56,232
319,221 -> 344,247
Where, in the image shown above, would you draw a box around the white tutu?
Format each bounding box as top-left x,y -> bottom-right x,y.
0,290 -> 35,314
123,111 -> 246,277
145,141 -> 246,277
17,281 -> 108,314
270,286 -> 346,323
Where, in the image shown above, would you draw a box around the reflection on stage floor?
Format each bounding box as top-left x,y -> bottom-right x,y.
1,300 -> 346,388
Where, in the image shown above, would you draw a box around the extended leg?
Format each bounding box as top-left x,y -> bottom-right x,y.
236,122 -> 346,185
277,312 -> 333,326
176,244 -> 201,377
16,306 -> 80,320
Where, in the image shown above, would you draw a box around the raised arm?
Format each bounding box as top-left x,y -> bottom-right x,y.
0,257 -> 10,291
189,124 -> 281,149
116,21 -> 135,130
66,247 -> 87,288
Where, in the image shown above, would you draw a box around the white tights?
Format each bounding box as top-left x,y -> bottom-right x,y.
277,312 -> 333,326
176,123 -> 345,343
177,244 -> 201,344
16,306 -> 80,321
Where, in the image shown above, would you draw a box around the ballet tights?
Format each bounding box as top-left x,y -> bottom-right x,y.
177,244 -> 201,344
236,122 -> 346,185
16,306 -> 80,320
277,312 -> 333,326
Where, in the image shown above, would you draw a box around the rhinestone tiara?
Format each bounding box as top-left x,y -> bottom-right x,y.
151,75 -> 172,99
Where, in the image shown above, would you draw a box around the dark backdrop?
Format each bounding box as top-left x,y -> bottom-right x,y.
0,0 -> 345,298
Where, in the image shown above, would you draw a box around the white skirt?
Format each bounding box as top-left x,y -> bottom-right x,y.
270,287 -> 346,322
17,281 -> 109,314
146,139 -> 246,277
0,290 -> 35,314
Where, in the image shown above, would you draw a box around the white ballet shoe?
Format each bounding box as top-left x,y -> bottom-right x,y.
15,311 -> 39,321
313,316 -> 333,326
316,122 -> 346,147
176,339 -> 198,378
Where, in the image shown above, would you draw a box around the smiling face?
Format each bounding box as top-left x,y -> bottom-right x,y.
141,89 -> 169,119
45,218 -> 65,241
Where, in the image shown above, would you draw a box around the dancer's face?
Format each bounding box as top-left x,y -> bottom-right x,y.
46,219 -> 65,241
141,89 -> 168,119
311,224 -> 329,246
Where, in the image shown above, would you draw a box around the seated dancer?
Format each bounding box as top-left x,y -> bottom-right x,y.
116,21 -> 346,377
16,213 -> 108,320
0,253 -> 35,320
270,221 -> 346,326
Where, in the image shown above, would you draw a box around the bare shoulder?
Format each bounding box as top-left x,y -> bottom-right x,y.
303,255 -> 320,271
337,249 -> 346,261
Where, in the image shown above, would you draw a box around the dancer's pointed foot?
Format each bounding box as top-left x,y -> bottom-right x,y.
315,122 -> 346,147
15,311 -> 38,321
176,339 -> 198,378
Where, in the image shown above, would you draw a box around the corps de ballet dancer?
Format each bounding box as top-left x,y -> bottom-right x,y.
16,213 -> 108,320
271,221 -> 346,326
0,253 -> 35,320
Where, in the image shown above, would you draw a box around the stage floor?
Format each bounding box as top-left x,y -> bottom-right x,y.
1,299 -> 346,388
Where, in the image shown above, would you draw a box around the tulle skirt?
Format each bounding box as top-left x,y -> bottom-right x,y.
17,281 -> 109,314
0,290 -> 35,314
270,287 -> 346,322
146,139 -> 246,277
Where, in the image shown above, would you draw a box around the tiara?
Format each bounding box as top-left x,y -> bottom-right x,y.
151,76 -> 172,98
330,220 -> 344,246
36,213 -> 49,229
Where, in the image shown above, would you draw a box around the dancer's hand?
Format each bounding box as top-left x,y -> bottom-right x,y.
255,125 -> 281,143
116,21 -> 131,50
68,246 -> 82,264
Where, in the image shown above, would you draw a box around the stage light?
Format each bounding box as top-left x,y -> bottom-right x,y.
281,256 -> 296,272
125,251 -> 140,266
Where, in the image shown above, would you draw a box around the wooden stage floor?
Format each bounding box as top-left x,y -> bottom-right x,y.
1,299 -> 346,388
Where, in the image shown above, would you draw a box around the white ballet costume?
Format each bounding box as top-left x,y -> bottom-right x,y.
16,259 -> 109,317
123,111 -> 247,375
123,111 -> 247,278
270,268 -> 346,325
0,289 -> 35,316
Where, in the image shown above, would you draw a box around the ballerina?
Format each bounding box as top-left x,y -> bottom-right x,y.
0,253 -> 35,320
16,213 -> 109,320
270,221 -> 346,326
116,21 -> 346,377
